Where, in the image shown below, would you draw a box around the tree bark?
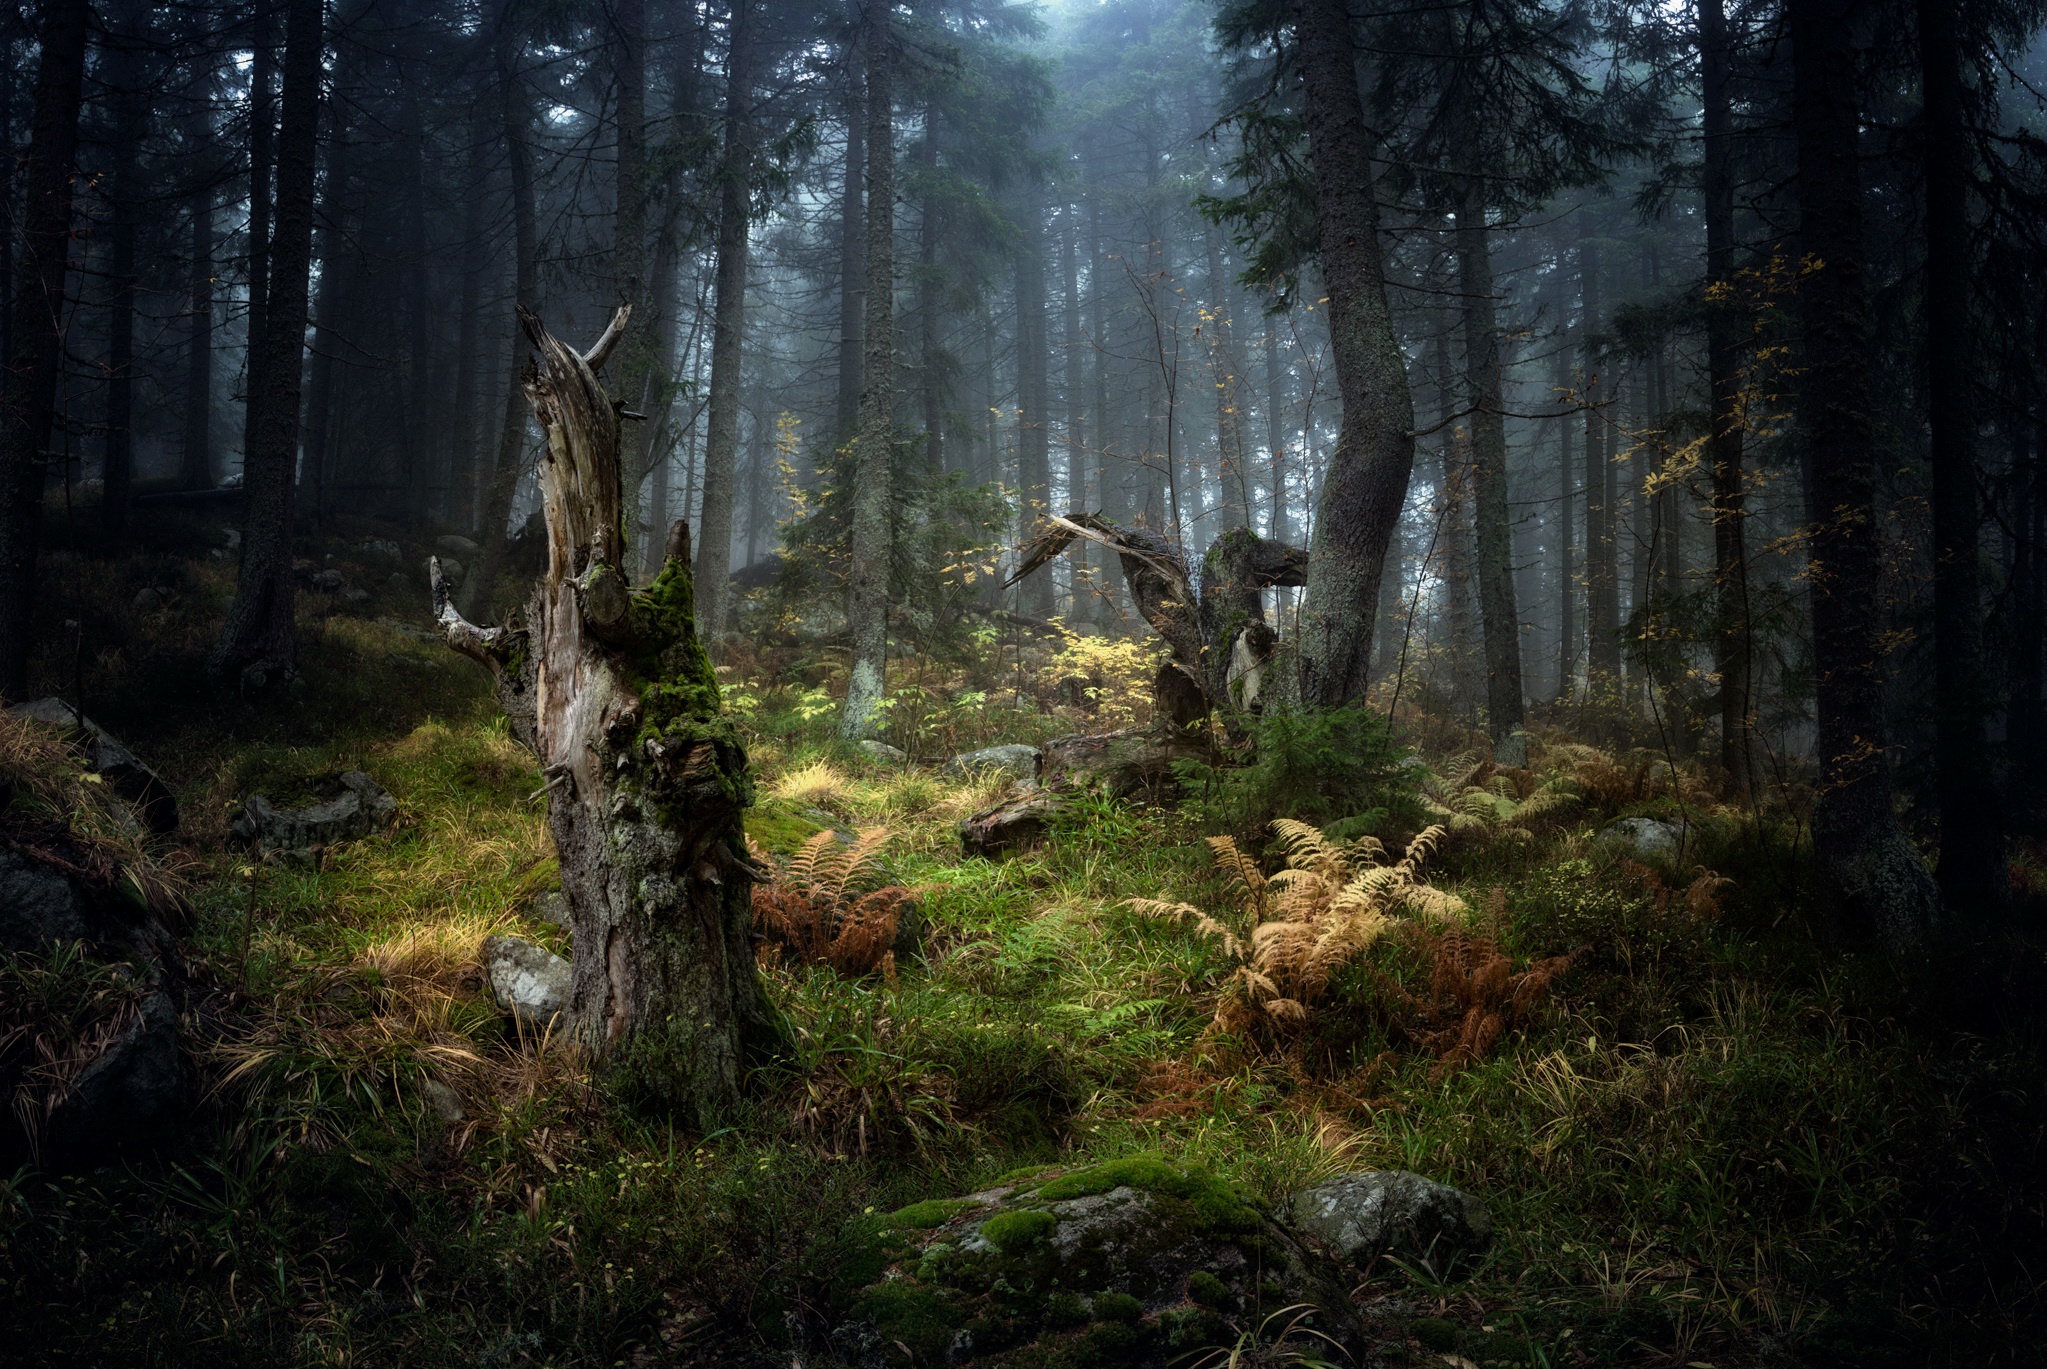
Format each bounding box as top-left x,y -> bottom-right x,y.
300,122 -> 353,528
840,2 -> 894,739
1700,0 -> 1752,793
1454,178 -> 1525,757
1580,236 -> 1621,699
695,0 -> 756,639
1203,221 -> 1249,530
1014,187 -> 1054,619
1788,0 -> 1941,952
1288,0 -> 1417,707
0,0 -> 90,697
835,68 -> 866,444
210,0 -> 320,686
1061,200 -> 1090,621
465,15 -> 540,621
1552,324 -> 1575,702
183,144 -> 216,492
610,0 -> 652,513
1918,0 -> 2006,913
432,308 -> 781,1125
101,2 -> 148,536
241,0 -> 275,479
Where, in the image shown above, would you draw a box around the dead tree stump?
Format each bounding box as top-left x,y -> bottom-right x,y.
432,307 -> 780,1125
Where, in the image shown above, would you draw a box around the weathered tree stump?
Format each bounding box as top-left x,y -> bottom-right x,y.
958,728 -> 1209,860
431,307 -> 780,1125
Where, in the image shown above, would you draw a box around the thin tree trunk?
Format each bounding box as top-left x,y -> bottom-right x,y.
610,0 -> 651,510
1554,340 -> 1575,703
1455,176 -> 1525,758
695,0 -> 756,639
431,309 -> 781,1126
1264,306 -> 1287,545
101,3 -> 148,535
464,19 -> 540,620
211,0 -> 320,686
183,135 -> 215,492
1062,200 -> 1090,621
835,71 -> 865,443
451,118 -> 487,531
1288,0 -> 1417,707
1013,187 -> 1053,619
241,0 -> 275,477
300,122 -> 351,529
840,2 -> 894,738
1204,221 -> 1249,530
1919,0 -> 2006,912
0,0 -> 90,696
917,102 -> 943,475
1581,236 -> 1621,698
1788,0 -> 1941,951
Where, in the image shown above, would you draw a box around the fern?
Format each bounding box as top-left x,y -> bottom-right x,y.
753,827 -> 917,977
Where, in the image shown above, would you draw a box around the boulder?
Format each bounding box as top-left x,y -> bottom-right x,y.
341,586 -> 372,605
1285,1170 -> 1492,1273
231,770 -> 397,859
435,533 -> 481,558
10,698 -> 180,834
34,987 -> 188,1165
384,571 -> 413,595
482,935 -> 571,1029
310,567 -> 345,592
942,744 -> 1040,782
356,537 -> 402,561
526,889 -> 570,927
132,585 -> 175,610
857,739 -> 908,765
837,1154 -> 1361,1368
1595,816 -> 1683,862
437,557 -> 466,583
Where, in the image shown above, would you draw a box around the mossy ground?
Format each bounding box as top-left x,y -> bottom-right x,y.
0,531 -> 2042,1366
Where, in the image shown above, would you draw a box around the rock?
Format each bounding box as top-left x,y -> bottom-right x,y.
9,698 -> 180,834
356,537 -> 402,561
310,567 -> 344,592
1595,816 -> 1683,862
942,743 -> 1040,781
436,557 -> 466,583
1285,1170 -> 1493,1272
231,770 -> 397,858
419,1077 -> 465,1124
291,558 -> 318,581
526,889 -> 570,927
482,935 -> 571,1029
857,739 -> 908,765
131,585 -> 175,610
384,571 -> 413,595
35,988 -> 188,1165
958,790 -> 1064,860
435,533 -> 481,558
839,1155 -> 1361,1368
341,586 -> 372,605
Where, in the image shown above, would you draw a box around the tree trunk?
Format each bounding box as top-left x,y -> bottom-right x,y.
1553,330 -> 1576,702
839,2 -> 894,739
1204,222 -> 1249,530
694,0 -> 756,639
210,0 -> 320,686
241,0 -> 275,478
835,69 -> 866,444
610,0 -> 652,510
1013,187 -> 1053,619
1455,178 -> 1525,758
0,0 -> 90,697
465,21 -> 540,621
1918,0 -> 2006,913
1288,0 -> 1417,707
183,149 -> 216,492
918,103 -> 944,476
1580,237 -> 1621,699
1787,0 -> 1941,952
431,308 -> 781,1125
1264,307 -> 1288,545
101,3 -> 148,536
300,124 -> 353,529
1061,200 -> 1090,621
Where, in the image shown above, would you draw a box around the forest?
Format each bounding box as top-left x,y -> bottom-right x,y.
0,0 -> 2043,1363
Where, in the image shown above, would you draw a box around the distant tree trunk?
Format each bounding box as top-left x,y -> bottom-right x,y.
0,0 -> 90,697
1203,222 -> 1249,530
300,122 -> 352,528
101,4 -> 148,535
241,0 -> 275,479
1455,175 -> 1526,759
465,25 -> 540,621
1919,0 -> 2006,913
917,102 -> 944,476
835,70 -> 865,443
1553,332 -> 1575,702
402,100 -> 433,521
1263,306 -> 1288,545
1013,188 -> 1054,619
839,1 -> 894,739
183,139 -> 216,492
210,0 -> 320,686
1288,0 -> 1417,707
1788,0 -> 1941,952
1580,237 -> 1621,700
695,0 -> 755,639
450,119 -> 487,531
1061,200 -> 1091,621
430,308 -> 782,1126
610,0 -> 651,513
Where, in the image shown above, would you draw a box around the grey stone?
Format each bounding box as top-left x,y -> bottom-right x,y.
436,534 -> 481,558
483,935 -> 571,1029
385,571 -> 413,595
310,568 -> 345,592
856,739 -> 908,765
1595,816 -> 1683,862
436,557 -> 466,584
132,585 -> 175,610
231,770 -> 397,856
38,988 -> 188,1165
420,1077 -> 465,1123
341,586 -> 372,605
0,847 -> 97,955
356,537 -> 402,561
10,698 -> 180,833
527,889 -> 570,927
942,743 -> 1040,781
1285,1170 -> 1492,1271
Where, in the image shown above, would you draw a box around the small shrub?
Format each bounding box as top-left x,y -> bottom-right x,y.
1177,702 -> 1420,839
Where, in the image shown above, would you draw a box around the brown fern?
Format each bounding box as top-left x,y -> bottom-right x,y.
752,827 -> 917,977
1377,924 -> 1579,1078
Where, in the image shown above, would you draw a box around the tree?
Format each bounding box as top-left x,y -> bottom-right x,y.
210,0 -> 321,686
840,0 -> 896,739
1787,0 -> 1941,952
1285,0 -> 1417,707
0,0 -> 91,697
431,308 -> 780,1125
695,0 -> 759,639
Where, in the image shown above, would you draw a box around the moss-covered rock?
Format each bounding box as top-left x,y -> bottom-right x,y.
835,1154 -> 1360,1367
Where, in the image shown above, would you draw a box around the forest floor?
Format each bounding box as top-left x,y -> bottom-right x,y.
2,522 -> 2044,1368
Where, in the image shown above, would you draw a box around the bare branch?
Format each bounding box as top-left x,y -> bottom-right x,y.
430,556 -> 518,668
580,305 -> 633,372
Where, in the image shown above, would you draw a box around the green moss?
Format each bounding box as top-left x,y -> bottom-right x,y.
1412,1317 -> 1460,1351
1032,1154 -> 1261,1234
1043,1291 -> 1090,1328
886,1199 -> 971,1231
626,557 -> 721,727
1186,1270 -> 1231,1309
980,1208 -> 1057,1253
849,1280 -> 965,1364
995,1163 -> 1058,1187
1084,1321 -> 1144,1355
1159,1305 -> 1228,1351
745,800 -> 826,856
1090,1292 -> 1142,1324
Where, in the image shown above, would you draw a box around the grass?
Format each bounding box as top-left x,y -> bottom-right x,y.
0,538 -> 2041,1366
